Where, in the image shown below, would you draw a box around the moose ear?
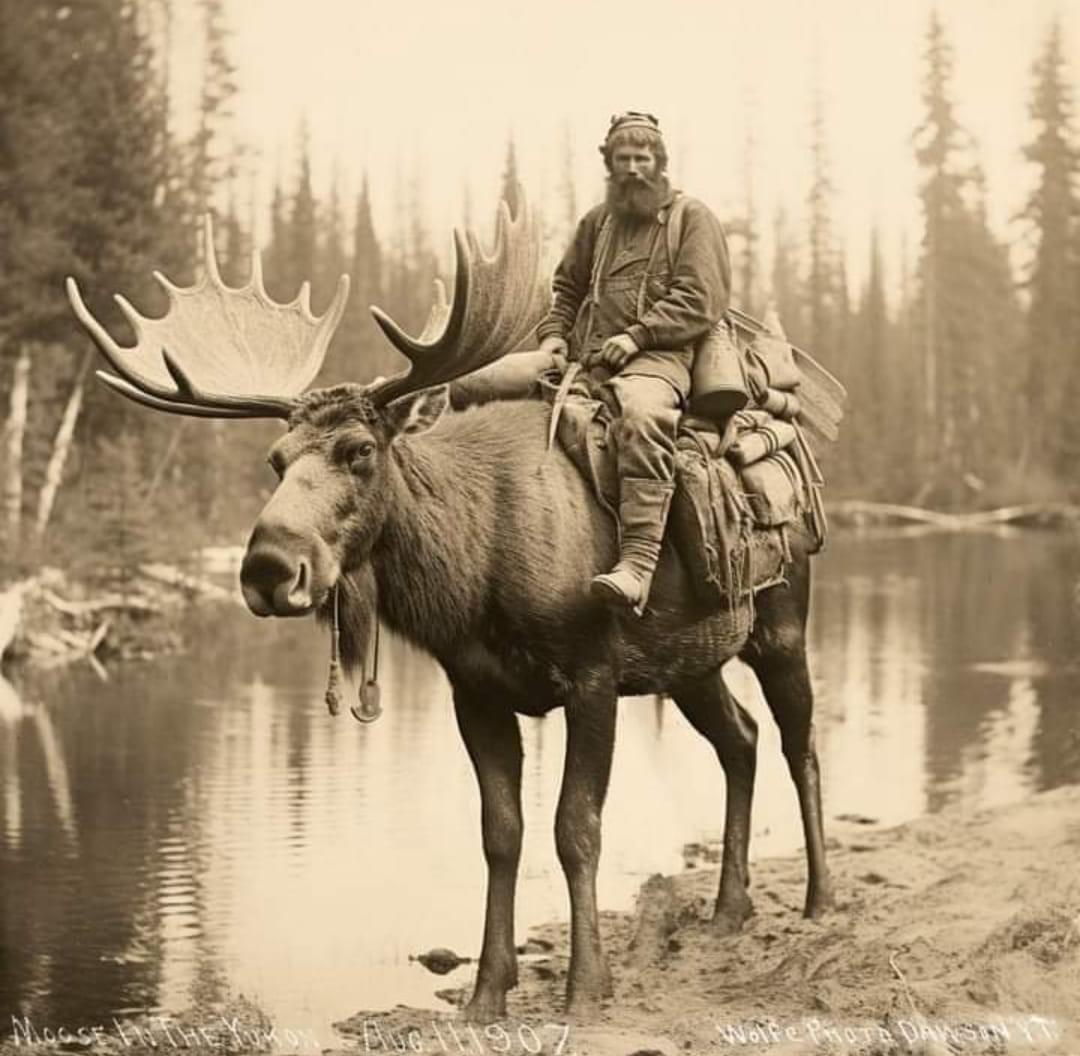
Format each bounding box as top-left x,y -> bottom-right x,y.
383,385 -> 449,439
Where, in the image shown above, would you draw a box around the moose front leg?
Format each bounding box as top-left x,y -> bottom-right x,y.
555,680 -> 617,1016
453,689 -> 524,1023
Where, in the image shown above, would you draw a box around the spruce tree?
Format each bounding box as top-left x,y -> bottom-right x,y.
288,124 -> 318,297
1020,18 -> 1079,479
342,174 -> 394,381
849,228 -> 907,494
220,183 -> 249,286
911,10 -> 1023,502
318,171 -> 348,305
806,86 -> 843,374
737,104 -> 762,315
264,178 -> 291,301
500,135 -> 523,219
770,206 -> 804,343
189,0 -> 237,234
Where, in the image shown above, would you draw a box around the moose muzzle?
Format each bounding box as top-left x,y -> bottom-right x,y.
240,544 -> 316,616
240,515 -> 339,617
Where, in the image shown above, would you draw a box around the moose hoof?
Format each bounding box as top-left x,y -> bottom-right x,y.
462,992 -> 507,1025
565,965 -> 613,1020
712,888 -> 754,935
803,885 -> 836,920
711,908 -> 753,936
565,992 -> 604,1022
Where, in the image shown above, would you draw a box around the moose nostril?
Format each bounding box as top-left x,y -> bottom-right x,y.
240,545 -> 318,615
287,559 -> 311,606
241,547 -> 294,591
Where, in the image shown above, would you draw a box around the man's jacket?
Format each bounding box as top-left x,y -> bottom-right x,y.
536,189 -> 731,391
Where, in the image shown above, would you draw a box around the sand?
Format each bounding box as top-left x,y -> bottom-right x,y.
339,784 -> 1080,1056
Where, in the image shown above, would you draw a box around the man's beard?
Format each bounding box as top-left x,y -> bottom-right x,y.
606,172 -> 669,221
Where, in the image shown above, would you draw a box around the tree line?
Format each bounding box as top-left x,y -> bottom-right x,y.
0,3 -> 1077,582
746,12 -> 1077,508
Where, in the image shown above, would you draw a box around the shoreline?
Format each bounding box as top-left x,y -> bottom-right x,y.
0,560 -> 239,672
0,766 -> 1075,1055
339,784 -> 1080,1055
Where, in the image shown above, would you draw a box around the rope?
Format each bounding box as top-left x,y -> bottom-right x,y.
324,583 -> 343,716
544,361 -> 582,456
352,591 -> 383,723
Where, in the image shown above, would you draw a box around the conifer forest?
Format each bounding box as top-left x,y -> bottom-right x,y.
1,2 -> 1078,580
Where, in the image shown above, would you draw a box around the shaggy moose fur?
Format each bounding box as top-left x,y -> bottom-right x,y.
240,383 -> 834,1023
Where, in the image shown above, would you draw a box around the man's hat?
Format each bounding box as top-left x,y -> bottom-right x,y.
605,111 -> 662,140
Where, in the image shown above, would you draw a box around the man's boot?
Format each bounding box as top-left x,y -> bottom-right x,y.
590,477 -> 675,616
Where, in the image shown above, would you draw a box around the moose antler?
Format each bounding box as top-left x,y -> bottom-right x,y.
69,193 -> 549,418
366,194 -> 550,406
66,216 -> 350,419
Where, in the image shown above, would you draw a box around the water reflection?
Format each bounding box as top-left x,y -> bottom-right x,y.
0,532 -> 1076,1038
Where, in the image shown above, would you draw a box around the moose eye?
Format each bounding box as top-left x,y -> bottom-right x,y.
346,440 -> 376,471
267,452 -> 286,479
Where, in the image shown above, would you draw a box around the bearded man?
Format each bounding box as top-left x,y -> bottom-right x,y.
534,112 -> 731,613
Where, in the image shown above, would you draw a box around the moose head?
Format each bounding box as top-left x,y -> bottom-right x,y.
67,205 -> 548,622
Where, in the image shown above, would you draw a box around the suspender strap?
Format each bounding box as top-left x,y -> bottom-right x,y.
580,211 -> 613,349
635,192 -> 687,319
635,222 -> 666,318
663,193 -> 689,272
589,212 -> 614,305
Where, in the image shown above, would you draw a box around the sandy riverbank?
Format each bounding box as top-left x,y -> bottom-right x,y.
340,784 -> 1080,1056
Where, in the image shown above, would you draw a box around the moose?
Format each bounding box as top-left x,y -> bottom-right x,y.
67,201 -> 834,1022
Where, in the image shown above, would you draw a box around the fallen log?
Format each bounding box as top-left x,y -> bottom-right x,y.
41,589 -> 162,617
831,500 -> 1080,531
952,502 -> 1080,528
25,631 -> 78,656
0,586 -> 24,660
831,501 -> 967,528
138,563 -> 233,601
87,620 -> 110,655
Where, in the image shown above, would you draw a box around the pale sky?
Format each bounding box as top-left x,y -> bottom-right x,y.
171,0 -> 1077,295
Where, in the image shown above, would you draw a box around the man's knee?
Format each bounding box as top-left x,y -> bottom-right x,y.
609,375 -> 679,428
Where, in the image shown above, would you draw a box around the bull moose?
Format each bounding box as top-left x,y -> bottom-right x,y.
67,200 -> 834,1022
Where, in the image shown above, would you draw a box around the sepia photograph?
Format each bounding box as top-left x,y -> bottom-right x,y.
0,1 -> 1078,1053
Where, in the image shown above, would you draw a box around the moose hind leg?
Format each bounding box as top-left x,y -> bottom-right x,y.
673,671 -> 758,934
743,562 -> 834,919
453,689 -> 524,1023
555,681 -> 617,1015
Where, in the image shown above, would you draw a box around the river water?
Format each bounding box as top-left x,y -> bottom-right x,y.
1,531 -> 1077,1042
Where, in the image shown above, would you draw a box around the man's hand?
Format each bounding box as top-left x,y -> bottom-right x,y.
597,333 -> 639,372
538,335 -> 569,358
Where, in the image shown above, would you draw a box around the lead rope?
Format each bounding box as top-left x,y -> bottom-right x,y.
324,581 -> 383,723
325,583 -> 344,716
352,598 -> 382,724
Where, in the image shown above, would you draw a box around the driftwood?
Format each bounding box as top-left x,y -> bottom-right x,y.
138,562 -> 233,600
0,586 -> 24,659
831,500 -> 1080,531
2,560 -> 233,669
42,588 -> 162,617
